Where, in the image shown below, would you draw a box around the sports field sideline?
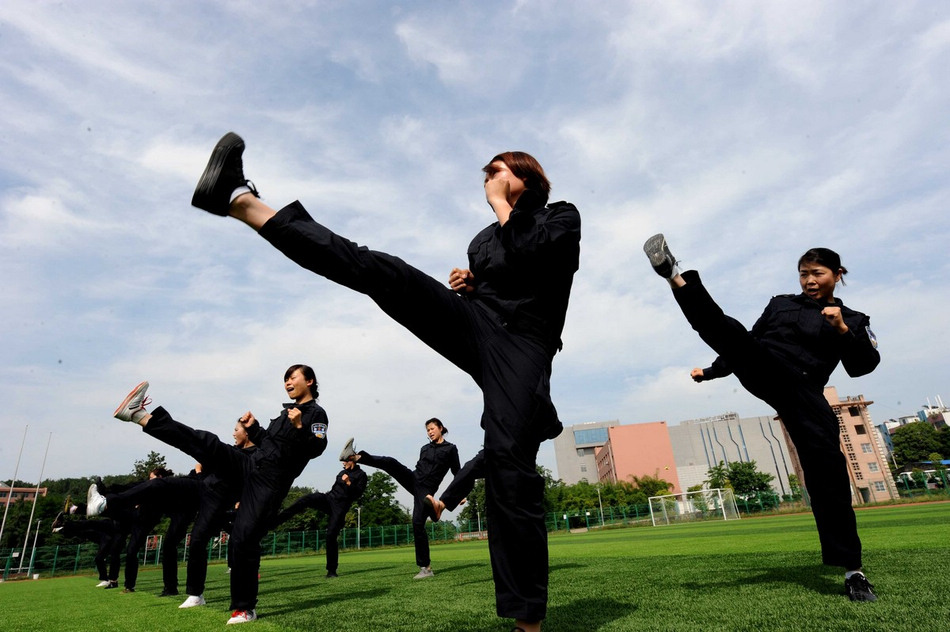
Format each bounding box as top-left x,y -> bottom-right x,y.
1,503 -> 947,631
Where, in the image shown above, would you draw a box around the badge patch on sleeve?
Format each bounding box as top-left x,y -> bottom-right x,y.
866,326 -> 878,349
311,422 -> 327,439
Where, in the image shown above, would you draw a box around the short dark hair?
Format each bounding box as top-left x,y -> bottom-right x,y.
483,151 -> 551,202
285,364 -> 319,399
150,467 -> 173,478
425,417 -> 447,435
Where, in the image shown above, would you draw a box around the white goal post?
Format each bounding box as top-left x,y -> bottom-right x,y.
648,488 -> 740,526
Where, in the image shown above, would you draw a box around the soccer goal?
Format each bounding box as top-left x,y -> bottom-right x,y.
648,488 -> 740,526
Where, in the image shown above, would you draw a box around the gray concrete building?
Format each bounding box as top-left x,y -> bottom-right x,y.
668,412 -> 796,495
552,420 -> 620,485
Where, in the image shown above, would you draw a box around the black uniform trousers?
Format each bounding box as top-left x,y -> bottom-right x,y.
124,508 -> 162,590
673,270 -> 861,569
186,479 -> 235,596
259,202 -> 552,621
358,453 -> 437,568
62,519 -> 116,581
144,408 -> 288,611
106,476 -> 200,593
279,492 -> 350,573
162,500 -> 198,593
441,450 -> 485,512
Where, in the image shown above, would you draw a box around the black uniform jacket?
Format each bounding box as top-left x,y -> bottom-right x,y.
413,440 -> 461,493
702,293 -> 880,389
466,189 -> 581,357
327,465 -> 367,504
246,399 -> 329,487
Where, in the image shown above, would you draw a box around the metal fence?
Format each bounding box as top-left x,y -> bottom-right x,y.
7,482 -> 947,580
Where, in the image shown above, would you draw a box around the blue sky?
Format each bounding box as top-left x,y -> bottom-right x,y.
2,1 -> 948,515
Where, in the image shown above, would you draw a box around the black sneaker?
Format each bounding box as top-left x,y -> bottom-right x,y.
643,233 -> 678,279
191,132 -> 259,216
326,571 -> 338,578
844,573 -> 877,602
104,580 -> 119,589
159,589 -> 179,597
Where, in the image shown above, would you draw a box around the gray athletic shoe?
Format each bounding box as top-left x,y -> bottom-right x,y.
113,381 -> 150,423
643,233 -> 678,279
413,566 -> 434,579
339,437 -> 357,462
191,132 -> 259,216
86,483 -> 108,517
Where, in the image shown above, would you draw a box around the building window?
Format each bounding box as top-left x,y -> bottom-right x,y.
861,443 -> 873,454
874,481 -> 886,492
851,462 -> 861,472
854,424 -> 867,435
855,472 -> 864,481
577,449 -> 585,457
848,406 -> 861,417
868,462 -> 879,472
580,465 -> 587,473
574,428 -> 609,445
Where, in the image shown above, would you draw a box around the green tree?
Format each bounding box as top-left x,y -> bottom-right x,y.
456,479 -> 486,527
788,474 -> 803,500
357,472 -> 410,526
891,423 -> 942,465
132,451 -> 170,479
705,461 -> 731,489
725,461 -> 775,497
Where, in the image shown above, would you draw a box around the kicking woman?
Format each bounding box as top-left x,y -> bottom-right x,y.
339,419 -> 459,578
111,364 -> 328,624
190,132 -> 580,631
273,457 -> 367,578
644,235 -> 881,602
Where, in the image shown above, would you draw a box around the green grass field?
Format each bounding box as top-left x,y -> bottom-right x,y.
2,503 -> 948,631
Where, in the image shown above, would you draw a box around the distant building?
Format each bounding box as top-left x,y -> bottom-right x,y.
0,484 -> 47,504
595,422 -> 681,493
668,412 -> 795,495
552,420 -> 620,485
783,387 -> 899,504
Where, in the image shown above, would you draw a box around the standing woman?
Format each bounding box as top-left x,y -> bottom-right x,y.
190,133 -> 580,631
644,235 -> 881,601
339,419 -> 460,578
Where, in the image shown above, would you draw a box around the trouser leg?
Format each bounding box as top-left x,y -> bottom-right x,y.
124,527 -> 147,589
411,495 -> 431,568
357,454 -> 417,495
228,476 -> 284,611
162,510 -> 194,592
441,450 -> 485,511
780,393 -> 862,569
143,409 -> 248,480
322,499 -> 344,573
186,485 -> 228,596
481,337 -> 553,622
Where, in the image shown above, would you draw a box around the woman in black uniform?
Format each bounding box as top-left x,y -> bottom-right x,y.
111,364 -> 328,624
190,133 -> 580,632
339,419 -> 459,578
644,235 -> 881,602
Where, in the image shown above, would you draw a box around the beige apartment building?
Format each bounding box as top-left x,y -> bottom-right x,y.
782,387 -> 898,504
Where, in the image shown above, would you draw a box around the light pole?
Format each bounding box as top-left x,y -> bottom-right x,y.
596,485 -> 605,527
